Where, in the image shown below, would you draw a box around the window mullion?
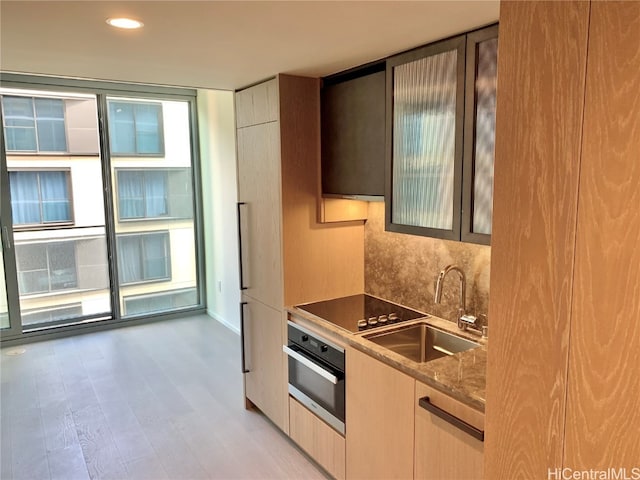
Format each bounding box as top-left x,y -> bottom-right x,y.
165,234 -> 170,280
142,171 -> 148,218
31,98 -> 40,152
45,244 -> 52,293
139,236 -> 146,281
36,172 -> 44,224
62,100 -> 69,154
132,105 -> 138,154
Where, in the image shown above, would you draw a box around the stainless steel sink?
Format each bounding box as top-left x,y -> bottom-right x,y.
363,322 -> 479,362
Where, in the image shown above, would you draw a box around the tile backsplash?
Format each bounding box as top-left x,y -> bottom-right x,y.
365,202 -> 491,327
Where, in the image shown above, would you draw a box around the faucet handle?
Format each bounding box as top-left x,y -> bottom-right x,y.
479,314 -> 488,338
458,313 -> 477,330
482,325 -> 489,339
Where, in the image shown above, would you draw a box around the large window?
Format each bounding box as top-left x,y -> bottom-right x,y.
15,241 -> 77,295
2,96 -> 67,152
1,80 -> 202,341
117,232 -> 170,284
108,101 -> 163,155
109,96 -> 197,319
9,170 -> 72,225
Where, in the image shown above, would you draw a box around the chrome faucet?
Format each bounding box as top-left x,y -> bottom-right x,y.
434,264 -> 487,337
434,265 -> 466,310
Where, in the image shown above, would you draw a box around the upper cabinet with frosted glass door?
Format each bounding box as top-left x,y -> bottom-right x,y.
385,24 -> 498,244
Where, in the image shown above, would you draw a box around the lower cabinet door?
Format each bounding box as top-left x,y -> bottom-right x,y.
346,347 -> 415,479
289,397 -> 345,480
242,297 -> 288,432
415,381 -> 484,480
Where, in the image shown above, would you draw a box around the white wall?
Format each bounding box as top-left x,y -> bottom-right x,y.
197,89 -> 240,332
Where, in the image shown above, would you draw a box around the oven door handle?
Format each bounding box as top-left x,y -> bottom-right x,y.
282,345 -> 338,385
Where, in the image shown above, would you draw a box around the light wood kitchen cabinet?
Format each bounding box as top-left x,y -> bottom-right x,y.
289,397 -> 346,480
485,4 -> 589,476
415,381 -> 484,480
237,121 -> 283,308
235,78 -> 278,128
236,75 -> 364,434
346,347 -> 414,480
236,75 -> 364,308
241,298 -> 287,431
486,1 -> 640,476
564,1 -> 640,468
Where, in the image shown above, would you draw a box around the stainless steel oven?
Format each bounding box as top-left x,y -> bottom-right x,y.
284,321 -> 345,435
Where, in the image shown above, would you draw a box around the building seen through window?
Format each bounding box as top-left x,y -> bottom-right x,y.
1,86 -> 200,332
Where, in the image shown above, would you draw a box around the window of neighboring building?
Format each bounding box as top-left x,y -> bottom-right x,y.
2,96 -> 67,152
117,232 -> 170,284
22,303 -> 83,326
123,288 -> 198,316
15,241 -> 78,295
9,171 -> 72,226
115,168 -> 193,220
117,170 -> 168,219
108,101 -> 163,155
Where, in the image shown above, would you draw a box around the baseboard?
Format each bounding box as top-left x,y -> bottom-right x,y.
207,310 -> 240,335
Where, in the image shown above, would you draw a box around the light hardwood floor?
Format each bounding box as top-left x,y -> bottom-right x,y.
0,315 -> 328,480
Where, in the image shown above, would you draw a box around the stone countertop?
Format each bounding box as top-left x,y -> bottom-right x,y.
287,306 -> 487,413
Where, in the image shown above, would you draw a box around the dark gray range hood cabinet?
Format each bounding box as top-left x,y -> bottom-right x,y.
321,63 -> 386,200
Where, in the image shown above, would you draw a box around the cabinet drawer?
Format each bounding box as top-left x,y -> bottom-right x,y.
415,381 -> 484,480
289,397 -> 345,480
416,382 -> 484,432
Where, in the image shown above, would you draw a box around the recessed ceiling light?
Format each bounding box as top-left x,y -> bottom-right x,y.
106,17 -> 144,29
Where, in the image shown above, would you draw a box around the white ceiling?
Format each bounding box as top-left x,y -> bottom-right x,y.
0,1 -> 499,91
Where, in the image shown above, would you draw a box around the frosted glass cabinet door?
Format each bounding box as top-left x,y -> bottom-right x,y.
462,25 -> 499,245
386,35 -> 466,240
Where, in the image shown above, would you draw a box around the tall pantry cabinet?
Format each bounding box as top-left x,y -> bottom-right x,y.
235,75 -> 364,433
486,1 -> 640,477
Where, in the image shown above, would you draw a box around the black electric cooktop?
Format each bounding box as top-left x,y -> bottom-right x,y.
296,294 -> 425,333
